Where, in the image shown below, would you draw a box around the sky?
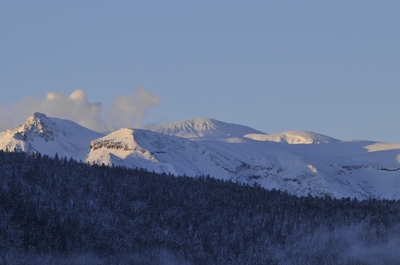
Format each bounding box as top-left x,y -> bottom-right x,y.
1,1 -> 399,142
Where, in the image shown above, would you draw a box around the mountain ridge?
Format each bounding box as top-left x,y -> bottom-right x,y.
244,130 -> 339,144
1,112 -> 400,200
146,117 -> 265,140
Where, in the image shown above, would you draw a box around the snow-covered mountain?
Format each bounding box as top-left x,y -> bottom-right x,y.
148,119 -> 337,144
0,112 -> 103,160
147,118 -> 264,140
244,131 -> 339,144
86,127 -> 238,178
1,113 -> 400,200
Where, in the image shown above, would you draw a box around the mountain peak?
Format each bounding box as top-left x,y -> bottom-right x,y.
245,130 -> 339,144
147,118 -> 265,139
90,127 -> 138,151
19,112 -> 60,141
0,112 -> 104,159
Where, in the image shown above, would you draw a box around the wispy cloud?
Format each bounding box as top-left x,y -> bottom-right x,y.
108,85 -> 161,129
0,102 -> 14,132
0,86 -> 160,132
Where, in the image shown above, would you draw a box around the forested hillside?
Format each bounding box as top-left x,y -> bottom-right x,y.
0,150 -> 400,264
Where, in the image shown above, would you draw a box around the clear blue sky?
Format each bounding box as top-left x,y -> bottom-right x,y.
1,1 -> 399,142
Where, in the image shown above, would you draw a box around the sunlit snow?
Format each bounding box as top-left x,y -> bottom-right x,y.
1,113 -> 400,200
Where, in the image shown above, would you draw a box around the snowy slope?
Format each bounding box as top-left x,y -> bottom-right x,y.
0,112 -> 104,160
2,113 -> 400,200
86,127 -> 241,179
147,118 -> 265,140
244,131 -> 339,144
148,119 -> 338,145
86,125 -> 400,199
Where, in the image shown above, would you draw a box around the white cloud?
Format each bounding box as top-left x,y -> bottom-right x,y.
108,86 -> 161,129
0,102 -> 14,132
1,86 -> 160,132
13,89 -> 107,132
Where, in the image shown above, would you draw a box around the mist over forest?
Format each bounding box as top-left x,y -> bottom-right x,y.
1,150 -> 400,265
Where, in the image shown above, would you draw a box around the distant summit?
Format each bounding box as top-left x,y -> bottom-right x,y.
147,118 -> 264,140
245,131 -> 339,144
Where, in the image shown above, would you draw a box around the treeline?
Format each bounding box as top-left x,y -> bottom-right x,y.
0,150 -> 400,264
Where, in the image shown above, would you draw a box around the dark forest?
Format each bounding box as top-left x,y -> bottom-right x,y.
0,150 -> 399,264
